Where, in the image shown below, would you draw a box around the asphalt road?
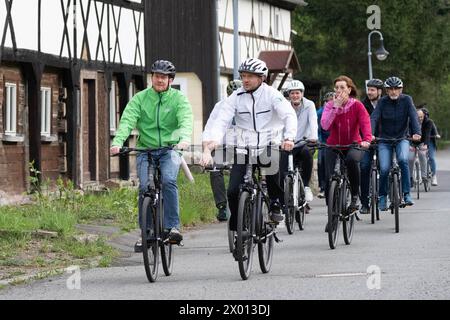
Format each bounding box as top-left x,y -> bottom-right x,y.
1,149 -> 450,300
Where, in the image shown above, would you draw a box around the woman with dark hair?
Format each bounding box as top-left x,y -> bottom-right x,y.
320,75 -> 372,214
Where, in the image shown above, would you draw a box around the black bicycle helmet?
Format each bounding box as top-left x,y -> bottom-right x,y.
367,78 -> 384,89
384,76 -> 403,88
151,60 -> 176,78
226,79 -> 243,96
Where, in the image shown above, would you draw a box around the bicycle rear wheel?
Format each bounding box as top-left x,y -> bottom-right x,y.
342,182 -> 354,245
227,220 -> 235,253
141,196 -> 159,282
257,193 -> 273,273
236,191 -> 254,280
160,199 -> 174,277
392,174 -> 400,233
284,175 -> 295,234
297,173 -> 306,231
327,180 -> 340,249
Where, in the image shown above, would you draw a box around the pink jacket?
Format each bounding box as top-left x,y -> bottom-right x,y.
320,98 -> 372,145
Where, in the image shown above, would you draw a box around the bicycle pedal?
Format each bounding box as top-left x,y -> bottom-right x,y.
273,233 -> 283,243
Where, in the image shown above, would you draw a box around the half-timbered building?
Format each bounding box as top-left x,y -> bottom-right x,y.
1,0 -> 306,195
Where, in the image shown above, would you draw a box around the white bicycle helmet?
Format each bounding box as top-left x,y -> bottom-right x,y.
238,58 -> 268,77
287,80 -> 305,93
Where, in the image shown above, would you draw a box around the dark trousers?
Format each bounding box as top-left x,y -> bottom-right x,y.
209,170 -> 227,209
227,164 -> 283,231
324,148 -> 364,204
280,145 -> 314,187
359,149 -> 374,207
318,148 -> 327,192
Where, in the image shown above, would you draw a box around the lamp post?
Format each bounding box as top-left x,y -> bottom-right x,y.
367,30 -> 389,80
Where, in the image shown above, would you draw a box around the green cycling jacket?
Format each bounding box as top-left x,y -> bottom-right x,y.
112,87 -> 193,148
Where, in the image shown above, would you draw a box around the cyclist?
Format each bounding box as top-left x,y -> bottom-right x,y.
280,80 -> 318,202
110,60 -> 193,251
202,79 -> 242,221
316,91 -> 334,199
200,57 -> 297,237
422,107 -> 440,186
321,75 -> 372,213
408,108 -> 431,186
370,76 -> 421,211
360,78 -> 384,214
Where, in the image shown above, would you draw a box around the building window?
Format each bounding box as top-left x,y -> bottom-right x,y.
4,83 -> 17,135
110,81 -> 117,132
41,87 -> 52,136
274,12 -> 280,38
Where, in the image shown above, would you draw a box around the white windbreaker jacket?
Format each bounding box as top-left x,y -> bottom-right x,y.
204,83 -> 297,148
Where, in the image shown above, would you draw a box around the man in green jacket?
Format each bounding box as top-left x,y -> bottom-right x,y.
110,60 -> 193,251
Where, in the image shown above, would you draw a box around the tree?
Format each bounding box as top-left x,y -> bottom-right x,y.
292,0 -> 450,135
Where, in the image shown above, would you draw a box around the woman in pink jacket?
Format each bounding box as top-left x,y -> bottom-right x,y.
321,75 -> 372,211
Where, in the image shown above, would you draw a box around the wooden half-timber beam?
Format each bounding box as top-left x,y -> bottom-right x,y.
21,62 -> 44,188
116,72 -> 132,180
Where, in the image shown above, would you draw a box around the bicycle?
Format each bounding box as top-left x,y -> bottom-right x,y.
283,139 -> 309,234
234,145 -> 281,280
115,146 -> 185,282
368,142 -> 380,224
313,142 -> 365,249
375,138 -> 409,233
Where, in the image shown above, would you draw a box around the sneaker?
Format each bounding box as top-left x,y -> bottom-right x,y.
216,205 -> 228,222
304,187 -> 314,202
134,237 -> 143,253
168,227 -> 183,242
379,195 -> 387,211
404,193 -> 414,206
269,201 -> 284,223
360,205 -> 370,215
432,175 -> 438,186
317,191 -> 325,199
348,196 -> 360,213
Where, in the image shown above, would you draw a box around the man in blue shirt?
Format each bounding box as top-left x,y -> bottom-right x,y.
370,77 -> 421,210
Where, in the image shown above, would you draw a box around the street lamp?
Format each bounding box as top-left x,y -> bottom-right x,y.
367,30 -> 389,80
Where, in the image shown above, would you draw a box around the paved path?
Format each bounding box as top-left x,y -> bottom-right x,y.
1,149 -> 449,300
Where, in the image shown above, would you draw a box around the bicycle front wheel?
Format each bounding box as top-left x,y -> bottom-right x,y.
415,161 -> 420,199
370,169 -> 377,224
236,191 -> 254,280
284,175 -> 295,234
160,199 -> 174,277
141,196 -> 159,282
327,180 -> 340,249
392,174 -> 400,233
257,193 -> 273,274
342,182 -> 354,245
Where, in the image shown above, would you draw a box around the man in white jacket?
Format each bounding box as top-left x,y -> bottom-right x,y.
280,80 -> 318,202
201,58 -> 297,236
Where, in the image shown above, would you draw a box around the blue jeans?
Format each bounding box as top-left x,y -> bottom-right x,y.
359,148 -> 373,207
428,141 -> 437,175
137,149 -> 181,231
378,140 -> 410,197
